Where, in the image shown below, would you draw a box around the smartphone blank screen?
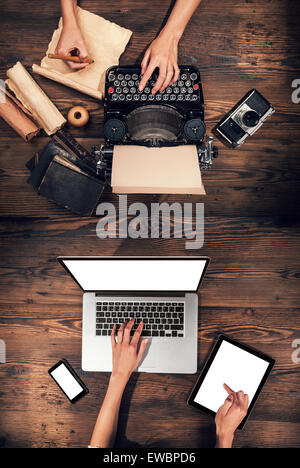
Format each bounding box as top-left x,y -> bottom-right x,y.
193,340 -> 270,412
50,363 -> 83,401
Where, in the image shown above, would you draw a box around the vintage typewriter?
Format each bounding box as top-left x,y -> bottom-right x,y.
92,65 -> 219,182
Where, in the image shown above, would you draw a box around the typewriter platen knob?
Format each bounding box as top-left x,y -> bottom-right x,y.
103,118 -> 126,142
184,118 -> 206,142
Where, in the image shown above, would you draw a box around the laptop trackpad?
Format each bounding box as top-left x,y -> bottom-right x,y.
138,339 -> 157,369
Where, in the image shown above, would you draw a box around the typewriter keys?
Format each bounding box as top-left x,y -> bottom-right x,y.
104,66 -> 206,145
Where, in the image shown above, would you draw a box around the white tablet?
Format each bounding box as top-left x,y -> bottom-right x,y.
188,335 -> 275,429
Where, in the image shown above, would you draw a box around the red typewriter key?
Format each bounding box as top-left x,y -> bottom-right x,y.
193,84 -> 199,91
108,87 -> 114,94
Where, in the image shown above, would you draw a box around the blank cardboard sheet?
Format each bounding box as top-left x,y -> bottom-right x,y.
111,145 -> 206,195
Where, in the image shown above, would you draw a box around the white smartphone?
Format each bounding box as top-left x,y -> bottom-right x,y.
48,359 -> 89,403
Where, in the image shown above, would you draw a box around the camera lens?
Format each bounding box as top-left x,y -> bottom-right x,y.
242,110 -> 259,128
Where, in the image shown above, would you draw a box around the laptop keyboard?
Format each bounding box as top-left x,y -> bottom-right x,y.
95,300 -> 185,338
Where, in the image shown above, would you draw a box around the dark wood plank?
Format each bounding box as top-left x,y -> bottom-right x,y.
0,0 -> 299,449
0,216 -> 299,308
0,306 -> 299,448
0,136 -> 300,218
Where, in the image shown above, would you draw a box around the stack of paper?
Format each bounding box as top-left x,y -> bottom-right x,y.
111,145 -> 206,195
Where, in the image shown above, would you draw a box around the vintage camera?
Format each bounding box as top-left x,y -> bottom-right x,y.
213,89 -> 274,147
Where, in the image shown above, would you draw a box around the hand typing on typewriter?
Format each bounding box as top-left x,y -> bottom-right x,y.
55,0 -> 89,70
140,30 -> 180,94
139,0 -> 202,94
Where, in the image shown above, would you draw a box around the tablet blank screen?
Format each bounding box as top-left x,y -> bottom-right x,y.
194,340 -> 270,412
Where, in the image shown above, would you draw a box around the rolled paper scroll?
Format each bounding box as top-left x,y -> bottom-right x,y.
6,62 -> 66,135
32,64 -> 102,100
0,82 -> 40,141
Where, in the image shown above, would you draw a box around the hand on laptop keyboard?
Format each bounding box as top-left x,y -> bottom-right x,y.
110,318 -> 148,381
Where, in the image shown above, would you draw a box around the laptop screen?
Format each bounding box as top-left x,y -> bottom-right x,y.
59,257 -> 209,293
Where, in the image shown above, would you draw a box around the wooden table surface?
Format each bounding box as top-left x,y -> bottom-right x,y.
0,0 -> 299,448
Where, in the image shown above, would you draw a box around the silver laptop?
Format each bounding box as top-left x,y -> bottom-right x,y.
58,256 -> 210,374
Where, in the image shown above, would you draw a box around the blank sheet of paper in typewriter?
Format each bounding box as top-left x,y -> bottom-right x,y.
111,145 -> 206,195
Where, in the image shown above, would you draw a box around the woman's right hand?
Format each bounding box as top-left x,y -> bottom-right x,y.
54,24 -> 89,70
110,319 -> 148,384
215,383 -> 249,448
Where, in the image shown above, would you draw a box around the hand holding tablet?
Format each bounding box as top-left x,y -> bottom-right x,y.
188,335 -> 275,431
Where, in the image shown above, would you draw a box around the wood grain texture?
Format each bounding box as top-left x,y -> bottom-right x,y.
0,0 -> 300,449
